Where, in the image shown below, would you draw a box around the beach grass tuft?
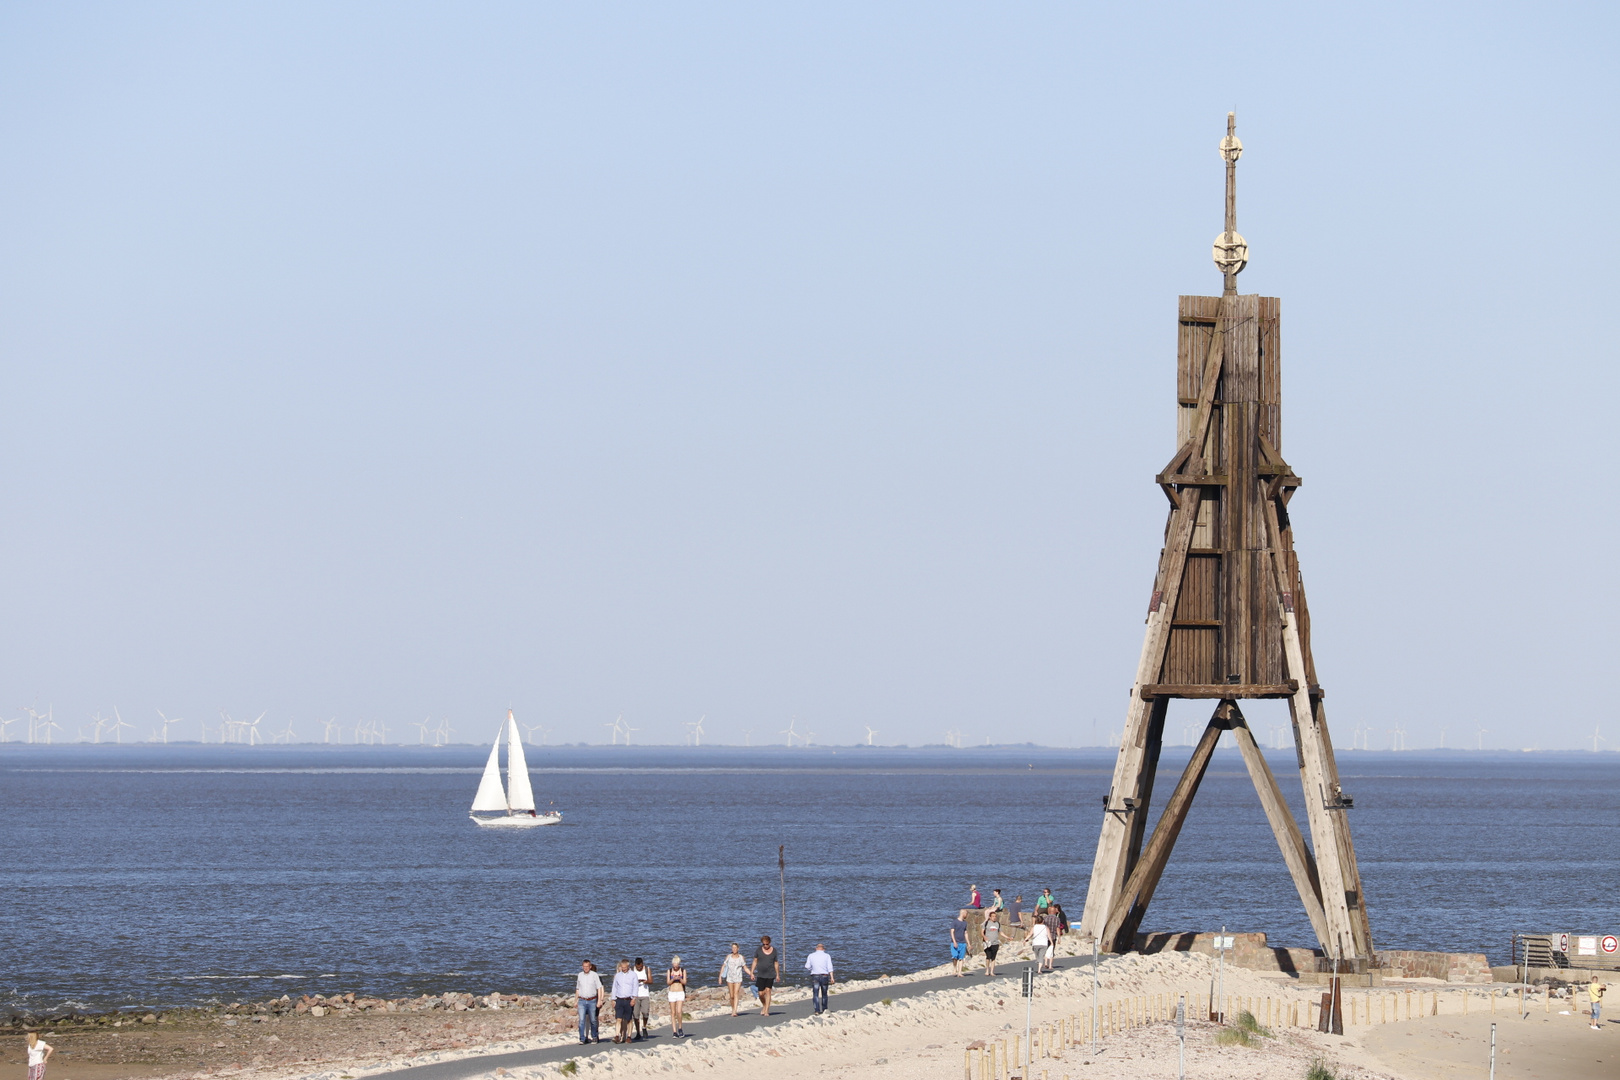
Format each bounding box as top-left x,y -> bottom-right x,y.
1305,1059 -> 1339,1080
1214,1026 -> 1255,1047
559,1060 -> 578,1076
1235,1009 -> 1272,1037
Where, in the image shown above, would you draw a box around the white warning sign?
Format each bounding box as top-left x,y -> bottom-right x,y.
1577,936 -> 1598,956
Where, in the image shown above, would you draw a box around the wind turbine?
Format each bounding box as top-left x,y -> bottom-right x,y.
275,718 -> 297,744
604,717 -> 623,746
39,711 -> 63,744
1592,725 -> 1607,753
944,728 -> 963,748
520,722 -> 544,746
156,710 -> 183,744
1475,727 -> 1490,751
373,719 -> 389,744
320,717 -> 339,744
436,717 -> 456,745
621,719 -> 638,746
107,708 -> 134,745
0,714 -> 18,743
684,715 -> 705,747
863,725 -> 878,746
743,728 -> 754,747
241,712 -> 265,746
413,718 -> 432,745
780,718 -> 800,747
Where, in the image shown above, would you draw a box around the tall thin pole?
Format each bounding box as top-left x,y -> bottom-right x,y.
778,845 -> 787,968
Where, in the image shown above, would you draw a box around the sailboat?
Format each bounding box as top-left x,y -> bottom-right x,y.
469,710 -> 561,828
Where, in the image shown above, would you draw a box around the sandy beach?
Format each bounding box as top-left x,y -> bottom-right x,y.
14,947 -> 1611,1080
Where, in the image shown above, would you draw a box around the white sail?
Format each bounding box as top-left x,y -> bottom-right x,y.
505,711 -> 535,811
470,729 -> 508,812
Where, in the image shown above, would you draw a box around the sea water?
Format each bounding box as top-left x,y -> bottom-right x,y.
2,744 -> 1614,1012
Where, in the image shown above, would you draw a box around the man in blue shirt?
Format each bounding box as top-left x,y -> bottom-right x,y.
805,944 -> 835,1013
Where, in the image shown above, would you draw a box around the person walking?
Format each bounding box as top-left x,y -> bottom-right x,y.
949,909 -> 970,976
665,955 -> 689,1037
1040,905 -> 1063,971
631,958 -> 652,1041
747,935 -> 780,1016
981,914 -> 1002,977
24,1033 -> 53,1080
1008,895 -> 1026,946
574,961 -> 604,1044
610,959 -> 638,1043
805,943 -> 835,1014
1029,916 -> 1052,973
1592,978 -> 1606,1030
718,943 -> 747,1016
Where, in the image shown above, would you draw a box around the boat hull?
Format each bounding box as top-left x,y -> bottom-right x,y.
470,812 -> 562,828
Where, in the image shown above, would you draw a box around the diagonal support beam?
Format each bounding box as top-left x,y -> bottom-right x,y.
1226,704 -> 1331,950
1258,487 -> 1363,962
1101,705 -> 1226,952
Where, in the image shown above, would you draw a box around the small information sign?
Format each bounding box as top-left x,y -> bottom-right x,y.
1578,936 -> 1598,956
1214,936 -> 1235,950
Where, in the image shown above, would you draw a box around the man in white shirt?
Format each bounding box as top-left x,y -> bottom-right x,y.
575,960 -> 604,1044
610,960 -> 639,1043
805,943 -> 836,1014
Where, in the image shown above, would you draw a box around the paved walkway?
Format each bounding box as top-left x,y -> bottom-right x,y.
368,952 -> 1100,1080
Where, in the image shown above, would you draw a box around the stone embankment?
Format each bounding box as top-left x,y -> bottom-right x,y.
4,989 -> 600,1031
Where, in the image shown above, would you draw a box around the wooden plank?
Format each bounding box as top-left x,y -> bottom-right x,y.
1140,683 -> 1307,699
1228,709 -> 1331,949
1101,710 -> 1225,951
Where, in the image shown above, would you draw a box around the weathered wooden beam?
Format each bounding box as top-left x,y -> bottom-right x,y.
1101,708 -> 1225,952
1259,489 -> 1361,962
1140,682 -> 1324,700
1227,707 -> 1331,950
1156,472 -> 1229,486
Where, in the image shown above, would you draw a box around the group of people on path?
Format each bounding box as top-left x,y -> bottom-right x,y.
571,936 -> 836,1045
950,884 -> 1069,978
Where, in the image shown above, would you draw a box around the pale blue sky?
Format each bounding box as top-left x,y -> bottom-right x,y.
0,3 -> 1614,748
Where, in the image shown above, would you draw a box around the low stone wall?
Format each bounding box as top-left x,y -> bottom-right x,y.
1376,949 -> 1493,984
1134,931 -> 1318,975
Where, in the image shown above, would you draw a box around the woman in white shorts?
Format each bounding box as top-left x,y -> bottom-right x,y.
717,943 -> 747,1016
666,955 -> 689,1037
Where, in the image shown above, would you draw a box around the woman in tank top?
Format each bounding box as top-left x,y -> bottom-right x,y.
26,1033 -> 54,1080
666,955 -> 689,1038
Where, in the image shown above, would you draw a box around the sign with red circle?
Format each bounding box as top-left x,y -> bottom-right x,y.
1603,935 -> 1619,954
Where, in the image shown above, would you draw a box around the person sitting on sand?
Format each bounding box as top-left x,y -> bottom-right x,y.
949,909 -> 970,976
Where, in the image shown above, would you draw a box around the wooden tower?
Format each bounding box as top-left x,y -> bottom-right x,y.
1077,114 -> 1374,967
